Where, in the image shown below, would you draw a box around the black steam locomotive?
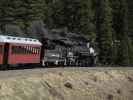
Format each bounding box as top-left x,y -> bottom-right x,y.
41,29 -> 97,67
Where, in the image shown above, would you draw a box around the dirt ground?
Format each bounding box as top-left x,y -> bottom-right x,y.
0,69 -> 133,100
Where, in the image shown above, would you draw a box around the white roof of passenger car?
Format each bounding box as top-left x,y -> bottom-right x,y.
0,35 -> 42,45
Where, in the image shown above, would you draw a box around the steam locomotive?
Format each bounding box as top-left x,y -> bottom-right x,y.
42,29 -> 97,67
0,31 -> 97,69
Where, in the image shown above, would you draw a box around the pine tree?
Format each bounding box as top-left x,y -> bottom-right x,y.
0,0 -> 15,33
96,0 -> 113,65
49,0 -> 66,28
12,0 -> 46,35
127,0 -> 133,41
44,0 -> 55,28
78,0 -> 96,40
111,0 -> 131,66
45,0 -> 96,40
127,0 -> 133,65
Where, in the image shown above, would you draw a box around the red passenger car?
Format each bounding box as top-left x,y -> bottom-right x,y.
0,35 -> 42,65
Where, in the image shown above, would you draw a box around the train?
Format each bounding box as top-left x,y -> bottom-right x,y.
0,33 -> 97,69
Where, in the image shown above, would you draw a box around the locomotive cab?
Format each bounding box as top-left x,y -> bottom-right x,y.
42,40 -> 66,67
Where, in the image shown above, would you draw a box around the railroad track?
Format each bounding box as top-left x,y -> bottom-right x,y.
0,67 -> 132,79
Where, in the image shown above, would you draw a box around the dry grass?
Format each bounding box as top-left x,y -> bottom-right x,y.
0,69 -> 132,100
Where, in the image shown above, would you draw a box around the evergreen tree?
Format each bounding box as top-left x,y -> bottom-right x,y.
128,39 -> 133,65
78,0 -> 96,40
127,0 -> 133,65
13,0 -> 46,35
111,0 -> 131,66
0,0 -> 15,33
127,0 -> 133,41
44,0 -> 55,28
96,0 -> 113,65
46,0 -> 96,40
48,0 -> 66,28
63,0 -> 82,33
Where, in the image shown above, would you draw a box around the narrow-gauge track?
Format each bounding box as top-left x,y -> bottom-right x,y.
0,67 -> 132,79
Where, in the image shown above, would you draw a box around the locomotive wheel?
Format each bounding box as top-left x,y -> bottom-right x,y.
76,60 -> 80,67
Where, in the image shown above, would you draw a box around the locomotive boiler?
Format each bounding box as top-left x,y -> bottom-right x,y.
41,30 -> 97,67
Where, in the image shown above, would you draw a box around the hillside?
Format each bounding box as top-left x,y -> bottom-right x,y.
0,68 -> 133,100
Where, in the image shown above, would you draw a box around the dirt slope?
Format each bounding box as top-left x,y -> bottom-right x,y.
0,69 -> 133,100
